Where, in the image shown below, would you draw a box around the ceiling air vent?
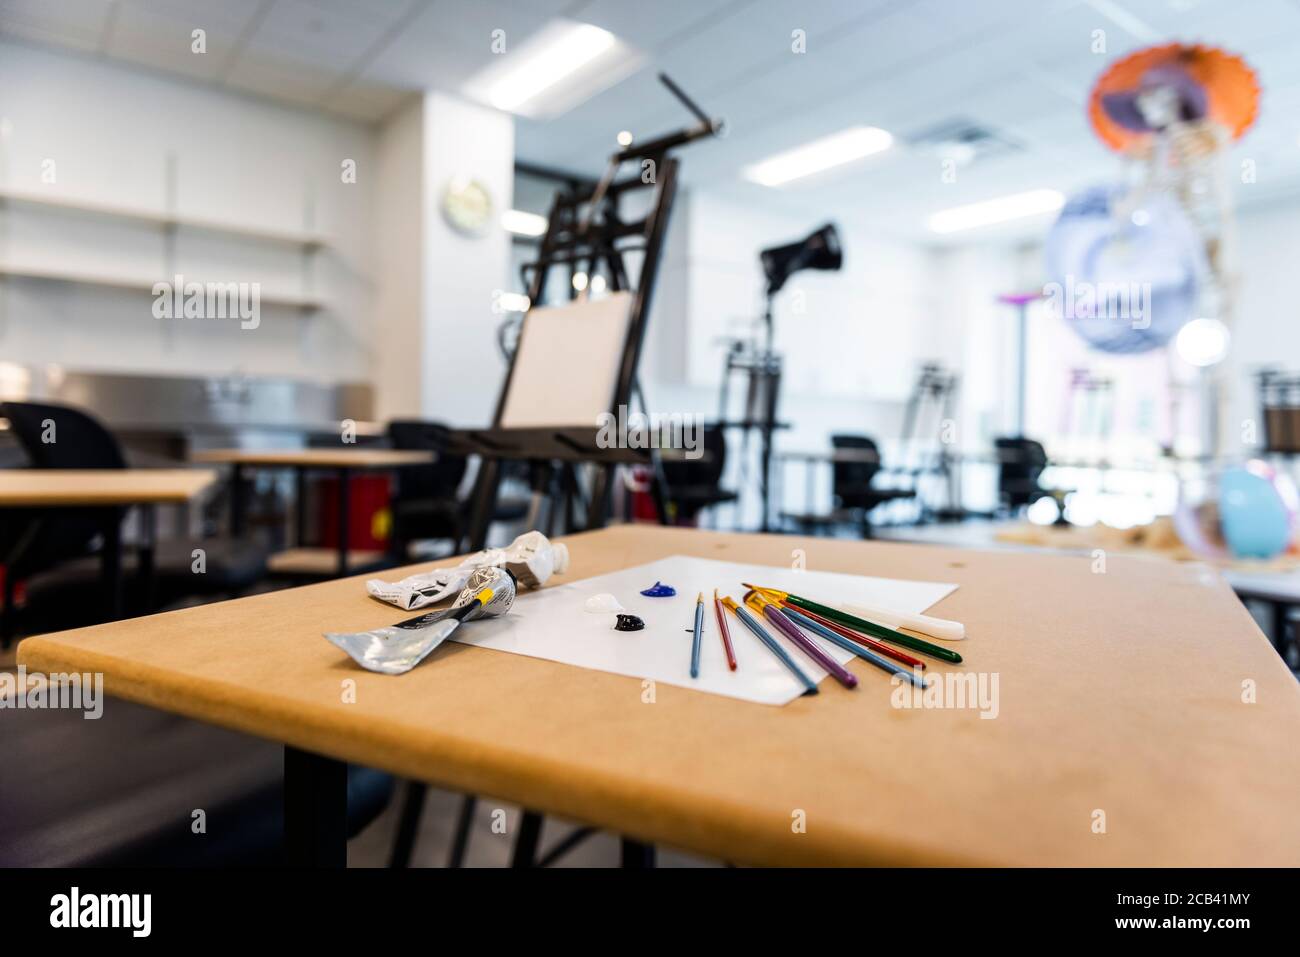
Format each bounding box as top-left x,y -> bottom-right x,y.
905,119 -> 1022,167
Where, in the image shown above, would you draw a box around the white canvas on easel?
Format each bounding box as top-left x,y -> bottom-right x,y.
498,291 -> 634,428
449,556 -> 959,706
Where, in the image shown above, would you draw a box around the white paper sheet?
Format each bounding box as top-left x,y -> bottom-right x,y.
449,555 -> 958,706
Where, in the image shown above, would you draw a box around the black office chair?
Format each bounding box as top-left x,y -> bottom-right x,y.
828,434 -> 914,537
0,403 -> 394,863
994,436 -> 1050,513
660,425 -> 737,525
0,401 -> 267,630
386,420 -> 468,559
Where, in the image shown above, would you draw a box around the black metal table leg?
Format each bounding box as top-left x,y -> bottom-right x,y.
229,462 -> 245,536
466,458 -> 501,552
510,810 -> 543,868
759,424 -> 773,533
295,466 -> 308,547
138,503 -> 157,614
448,794 -> 477,868
1269,600 -> 1291,656
620,838 -> 656,868
283,746 -> 348,868
336,466 -> 350,577
388,781 -> 427,868
101,515 -> 124,621
586,463 -> 614,531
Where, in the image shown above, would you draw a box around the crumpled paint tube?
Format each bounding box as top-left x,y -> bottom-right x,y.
325,567 -> 517,675
366,530 -> 568,611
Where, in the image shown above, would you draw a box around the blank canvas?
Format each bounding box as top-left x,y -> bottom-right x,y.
450,556 -> 958,706
498,291 -> 634,428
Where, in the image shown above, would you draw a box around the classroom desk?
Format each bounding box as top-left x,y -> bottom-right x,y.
18,524 -> 1300,866
775,449 -> 914,530
0,469 -> 217,638
880,520 -> 1300,658
1221,569 -> 1300,659
192,448 -> 432,577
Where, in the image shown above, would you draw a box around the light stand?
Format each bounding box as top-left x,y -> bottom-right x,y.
718,224 -> 842,532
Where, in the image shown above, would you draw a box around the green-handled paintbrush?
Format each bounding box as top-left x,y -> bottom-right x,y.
742,583 -> 963,664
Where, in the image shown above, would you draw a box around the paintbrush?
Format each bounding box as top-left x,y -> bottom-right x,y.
744,592 -> 857,689
721,595 -> 817,695
742,583 -> 963,664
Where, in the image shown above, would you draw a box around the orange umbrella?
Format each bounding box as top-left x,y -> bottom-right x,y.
1088,43 -> 1259,152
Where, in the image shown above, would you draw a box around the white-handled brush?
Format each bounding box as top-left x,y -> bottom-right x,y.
839,601 -> 965,641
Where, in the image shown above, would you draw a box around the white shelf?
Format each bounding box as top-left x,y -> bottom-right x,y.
0,188 -> 329,248
0,262 -> 324,310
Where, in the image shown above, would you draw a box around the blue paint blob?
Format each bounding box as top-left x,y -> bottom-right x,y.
640,581 -> 676,597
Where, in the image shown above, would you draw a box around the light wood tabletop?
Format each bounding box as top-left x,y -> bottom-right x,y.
17,525 -> 1300,866
192,448 -> 433,469
267,547 -> 387,577
0,468 -> 217,506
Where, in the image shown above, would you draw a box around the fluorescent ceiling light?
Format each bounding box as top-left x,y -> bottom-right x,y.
927,189 -> 1065,234
463,21 -> 635,118
743,127 -> 893,187
502,209 -> 548,237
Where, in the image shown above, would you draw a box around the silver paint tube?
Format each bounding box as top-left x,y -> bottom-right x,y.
325,567 -> 517,675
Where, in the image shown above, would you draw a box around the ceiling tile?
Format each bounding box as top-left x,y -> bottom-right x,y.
0,0 -> 115,51
121,0 -> 267,34
244,0 -> 397,67
106,2 -> 244,81
360,0 -> 560,90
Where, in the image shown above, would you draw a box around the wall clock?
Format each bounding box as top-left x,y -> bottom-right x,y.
441,176 -> 494,237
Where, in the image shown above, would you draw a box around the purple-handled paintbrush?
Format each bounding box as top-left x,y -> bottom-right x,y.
744,590 -> 858,689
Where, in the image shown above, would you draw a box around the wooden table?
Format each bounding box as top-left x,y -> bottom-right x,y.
18,524 -> 1300,866
775,448 -> 917,532
881,521 -> 1300,658
0,468 -> 216,506
1221,569 -> 1300,661
192,448 -> 433,577
0,469 -> 217,641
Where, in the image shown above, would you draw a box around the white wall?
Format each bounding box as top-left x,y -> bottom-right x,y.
419,91 -> 513,427
373,97 -> 424,422
1223,200 -> 1300,450
0,41 -> 377,386
644,189 -> 945,520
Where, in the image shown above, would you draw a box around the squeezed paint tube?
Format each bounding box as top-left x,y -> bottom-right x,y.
366,530 -> 569,611
326,566 -> 517,674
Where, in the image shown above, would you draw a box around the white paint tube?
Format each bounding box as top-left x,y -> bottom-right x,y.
366,530 -> 569,611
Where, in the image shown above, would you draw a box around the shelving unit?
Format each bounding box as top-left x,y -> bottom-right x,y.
0,261 -> 325,309
0,151 -> 329,316
0,187 -> 329,248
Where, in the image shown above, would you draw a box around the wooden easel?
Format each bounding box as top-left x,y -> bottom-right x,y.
455,75 -> 722,550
